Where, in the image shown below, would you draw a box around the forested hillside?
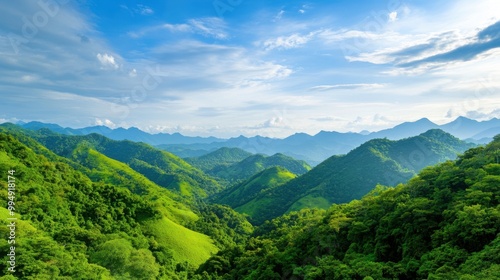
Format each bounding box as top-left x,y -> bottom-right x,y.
195,135 -> 500,279
32,129 -> 222,197
0,126 -> 252,279
209,153 -> 311,184
0,123 -> 495,280
237,130 -> 475,224
213,166 -> 297,218
185,147 -> 253,172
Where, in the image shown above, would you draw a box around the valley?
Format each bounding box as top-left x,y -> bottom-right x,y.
1,121 -> 498,279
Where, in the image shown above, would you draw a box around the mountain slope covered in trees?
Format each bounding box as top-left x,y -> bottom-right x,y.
195,135 -> 500,280
213,166 -> 297,217
0,125 -> 252,279
235,130 -> 476,224
185,147 -> 253,172
209,153 -> 311,184
1,123 -> 496,280
31,130 -> 222,197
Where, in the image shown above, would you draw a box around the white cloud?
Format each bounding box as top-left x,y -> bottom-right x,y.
129,69 -> 137,77
262,32 -> 316,50
93,118 -> 117,128
389,11 -> 398,22
346,114 -> 394,130
96,53 -> 119,69
260,116 -> 286,128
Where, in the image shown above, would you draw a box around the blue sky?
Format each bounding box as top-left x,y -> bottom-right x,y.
0,0 -> 499,137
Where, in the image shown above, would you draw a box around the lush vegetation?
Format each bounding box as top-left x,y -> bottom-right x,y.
33,130 -> 222,197
185,147 -> 253,173
0,126 -> 251,279
195,135 -> 500,279
208,152 -> 311,185
213,166 -> 297,220
1,123 -> 496,279
237,129 -> 475,224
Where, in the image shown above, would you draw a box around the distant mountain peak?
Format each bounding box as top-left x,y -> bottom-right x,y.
416,117 -> 432,123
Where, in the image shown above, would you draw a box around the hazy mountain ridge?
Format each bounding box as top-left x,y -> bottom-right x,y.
177,117 -> 497,164
17,117 -> 498,165
21,121 -> 224,145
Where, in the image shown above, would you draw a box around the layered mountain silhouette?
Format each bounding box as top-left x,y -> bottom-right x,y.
17,116 -> 499,164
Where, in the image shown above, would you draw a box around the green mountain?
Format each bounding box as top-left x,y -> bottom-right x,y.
32,130 -> 222,197
0,125 -> 253,279
211,153 -> 311,183
237,129 -> 476,224
196,135 -> 500,280
213,166 -> 296,216
185,147 -> 253,173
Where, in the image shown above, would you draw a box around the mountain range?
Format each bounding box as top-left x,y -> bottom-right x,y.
217,129 -> 476,224
16,117 -> 500,165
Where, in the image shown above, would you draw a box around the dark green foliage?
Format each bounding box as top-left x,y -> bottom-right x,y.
186,204 -> 253,249
195,135 -> 500,279
207,152 -> 311,185
240,129 -> 475,224
0,131 -> 162,278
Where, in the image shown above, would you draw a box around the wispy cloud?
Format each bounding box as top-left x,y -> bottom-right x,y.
261,32 -> 316,51
309,83 -> 385,91
162,23 -> 192,33
136,4 -> 154,15
120,4 -> 154,16
128,17 -> 228,39
399,20 -> 500,68
1,0 -> 499,137
188,18 -> 228,39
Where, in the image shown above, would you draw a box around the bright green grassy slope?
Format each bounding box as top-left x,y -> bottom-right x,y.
81,147 -> 199,224
236,197 -> 274,218
286,195 -> 331,212
143,217 -> 218,266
